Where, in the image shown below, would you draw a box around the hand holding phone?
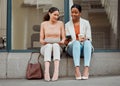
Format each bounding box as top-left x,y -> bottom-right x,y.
66,35 -> 71,40
65,35 -> 72,45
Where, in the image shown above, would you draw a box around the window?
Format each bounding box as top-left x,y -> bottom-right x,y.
2,0 -> 120,52
11,0 -> 64,50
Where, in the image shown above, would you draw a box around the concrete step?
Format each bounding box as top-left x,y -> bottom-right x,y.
0,52 -> 120,79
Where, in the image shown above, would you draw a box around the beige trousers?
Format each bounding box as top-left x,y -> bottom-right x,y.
40,43 -> 62,61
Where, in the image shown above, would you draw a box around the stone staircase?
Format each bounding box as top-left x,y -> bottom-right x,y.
74,0 -> 115,50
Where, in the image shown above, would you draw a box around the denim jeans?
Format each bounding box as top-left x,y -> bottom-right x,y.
67,40 -> 92,67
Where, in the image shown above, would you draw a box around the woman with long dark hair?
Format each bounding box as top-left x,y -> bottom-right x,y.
40,7 -> 65,81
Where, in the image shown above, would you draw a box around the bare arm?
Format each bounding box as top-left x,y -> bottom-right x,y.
59,22 -> 66,45
40,22 -> 47,45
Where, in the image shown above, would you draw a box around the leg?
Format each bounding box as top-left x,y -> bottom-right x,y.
44,44 -> 53,62
44,61 -> 50,81
84,40 -> 92,66
52,60 -> 59,81
82,40 -> 92,79
52,43 -> 61,61
67,41 -> 83,79
72,41 -> 82,79
41,44 -> 52,81
67,41 -> 82,66
52,43 -> 61,81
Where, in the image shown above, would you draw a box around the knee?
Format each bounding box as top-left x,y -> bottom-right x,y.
84,40 -> 92,48
53,43 -> 60,48
45,44 -> 52,48
73,41 -> 80,47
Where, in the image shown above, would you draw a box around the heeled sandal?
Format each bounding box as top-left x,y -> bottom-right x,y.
82,73 -> 89,80
51,73 -> 58,81
44,73 -> 50,81
75,76 -> 82,80
75,72 -> 82,80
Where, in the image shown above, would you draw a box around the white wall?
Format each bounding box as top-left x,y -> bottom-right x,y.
0,0 -> 7,37
12,0 -> 27,49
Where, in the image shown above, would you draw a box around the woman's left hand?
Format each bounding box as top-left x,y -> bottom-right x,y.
58,40 -> 65,45
79,37 -> 86,42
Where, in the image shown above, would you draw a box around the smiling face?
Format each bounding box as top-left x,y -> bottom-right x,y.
71,7 -> 81,21
49,10 -> 60,22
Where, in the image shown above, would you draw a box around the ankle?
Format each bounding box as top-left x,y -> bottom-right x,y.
75,70 -> 81,77
75,72 -> 81,77
83,66 -> 89,77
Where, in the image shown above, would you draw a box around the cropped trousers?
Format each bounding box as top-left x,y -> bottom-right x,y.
41,43 -> 62,61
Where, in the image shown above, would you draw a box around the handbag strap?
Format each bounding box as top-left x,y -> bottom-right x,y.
28,53 -> 41,63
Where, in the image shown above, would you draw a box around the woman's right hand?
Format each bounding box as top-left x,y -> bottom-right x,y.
58,40 -> 64,45
40,40 -> 48,45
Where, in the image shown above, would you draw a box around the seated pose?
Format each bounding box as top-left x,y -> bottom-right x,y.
40,7 -> 65,81
65,4 -> 93,80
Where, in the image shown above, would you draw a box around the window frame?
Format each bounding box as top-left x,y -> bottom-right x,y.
7,0 -> 11,52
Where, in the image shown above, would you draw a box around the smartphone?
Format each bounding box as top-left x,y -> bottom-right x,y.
66,35 -> 72,39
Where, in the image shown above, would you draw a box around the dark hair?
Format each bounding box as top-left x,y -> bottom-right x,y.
71,4 -> 82,13
43,7 -> 59,21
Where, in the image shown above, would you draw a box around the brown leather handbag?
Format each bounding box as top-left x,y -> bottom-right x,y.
26,53 -> 43,79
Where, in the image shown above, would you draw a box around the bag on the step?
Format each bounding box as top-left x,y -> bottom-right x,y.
26,53 -> 43,79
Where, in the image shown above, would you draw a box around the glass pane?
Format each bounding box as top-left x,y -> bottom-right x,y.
12,0 -> 64,50
0,0 -> 7,50
73,0 -> 119,50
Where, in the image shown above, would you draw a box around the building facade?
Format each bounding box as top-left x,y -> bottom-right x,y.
0,0 -> 120,79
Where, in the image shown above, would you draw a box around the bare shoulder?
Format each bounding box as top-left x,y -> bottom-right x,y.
41,21 -> 48,26
58,21 -> 64,25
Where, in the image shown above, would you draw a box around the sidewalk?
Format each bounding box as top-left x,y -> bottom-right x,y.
0,75 -> 120,86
